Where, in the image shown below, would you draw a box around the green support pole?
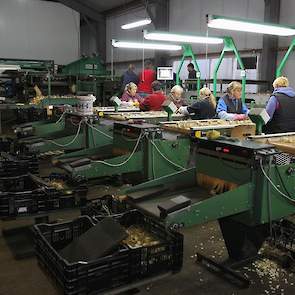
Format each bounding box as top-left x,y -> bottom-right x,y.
176,44 -> 201,95
213,37 -> 246,102
276,38 -> 295,78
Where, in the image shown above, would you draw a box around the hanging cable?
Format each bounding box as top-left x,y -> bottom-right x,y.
46,120 -> 83,147
150,139 -> 186,170
55,111 -> 66,124
86,122 -> 113,140
91,133 -> 143,167
260,159 -> 295,204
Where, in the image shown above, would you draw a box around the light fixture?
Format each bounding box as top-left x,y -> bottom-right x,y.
207,14 -> 295,36
144,30 -> 223,44
111,40 -> 181,51
121,18 -> 152,30
0,64 -> 21,74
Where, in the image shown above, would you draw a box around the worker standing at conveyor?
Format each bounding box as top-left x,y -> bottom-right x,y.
187,63 -> 197,91
178,87 -> 216,119
121,64 -> 139,91
137,60 -> 156,97
216,81 -> 249,121
167,85 -> 186,108
264,76 -> 295,134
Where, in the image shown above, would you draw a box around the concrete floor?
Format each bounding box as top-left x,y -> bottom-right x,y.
1,211 -> 295,295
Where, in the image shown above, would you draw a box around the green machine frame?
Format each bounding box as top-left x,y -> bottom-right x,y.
176,44 -> 201,95
213,37 -> 246,102
62,124 -> 191,182
276,38 -> 295,78
123,137 -> 295,260
19,114 -> 113,155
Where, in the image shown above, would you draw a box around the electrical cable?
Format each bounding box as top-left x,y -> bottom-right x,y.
260,159 -> 295,204
46,120 -> 83,147
91,133 -> 143,167
55,111 -> 66,124
86,122 -> 113,140
275,165 -> 293,198
150,138 -> 186,170
70,117 -> 81,126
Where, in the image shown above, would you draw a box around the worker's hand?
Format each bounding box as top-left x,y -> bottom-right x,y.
233,114 -> 247,121
178,106 -> 189,115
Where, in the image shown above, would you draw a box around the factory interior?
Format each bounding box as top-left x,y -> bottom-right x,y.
3,0 -> 295,294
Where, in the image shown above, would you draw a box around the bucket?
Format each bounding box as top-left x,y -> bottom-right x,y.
76,95 -> 96,115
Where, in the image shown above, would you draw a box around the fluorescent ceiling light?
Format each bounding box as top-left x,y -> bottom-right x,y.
144,31 -> 223,44
0,64 -> 21,74
207,14 -> 295,36
112,40 -> 181,51
121,18 -> 152,30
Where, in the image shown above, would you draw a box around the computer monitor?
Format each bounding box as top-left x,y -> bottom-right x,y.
157,67 -> 173,80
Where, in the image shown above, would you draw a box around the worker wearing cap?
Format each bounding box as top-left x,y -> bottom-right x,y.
264,76 -> 295,133
216,81 -> 249,121
139,81 -> 166,111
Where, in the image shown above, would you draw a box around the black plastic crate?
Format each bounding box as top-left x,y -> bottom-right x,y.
80,195 -> 128,218
0,174 -> 79,218
0,152 -> 39,177
96,210 -> 184,277
0,138 -> 13,152
34,211 -> 183,295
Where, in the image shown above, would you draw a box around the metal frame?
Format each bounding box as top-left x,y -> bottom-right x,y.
213,37 -> 246,101
276,38 -> 295,77
176,44 -> 201,95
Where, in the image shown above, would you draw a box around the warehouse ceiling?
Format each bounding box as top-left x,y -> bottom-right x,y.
80,0 -> 137,13
43,0 -> 144,16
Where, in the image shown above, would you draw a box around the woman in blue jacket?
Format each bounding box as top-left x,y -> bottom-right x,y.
216,81 -> 249,121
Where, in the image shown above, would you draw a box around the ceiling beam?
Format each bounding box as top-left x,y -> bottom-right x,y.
56,0 -> 104,22
104,0 -> 158,16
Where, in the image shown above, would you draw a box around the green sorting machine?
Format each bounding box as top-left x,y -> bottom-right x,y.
18,112 -> 113,156
59,122 -> 191,182
123,134 -> 295,261
56,119 -> 256,183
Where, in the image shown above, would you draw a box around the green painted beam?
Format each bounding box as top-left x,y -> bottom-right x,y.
276,38 -> 295,77
165,183 -> 252,228
213,37 -> 246,102
176,44 -> 201,95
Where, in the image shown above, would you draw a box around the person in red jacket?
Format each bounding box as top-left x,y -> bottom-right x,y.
139,81 -> 166,111
137,60 -> 156,96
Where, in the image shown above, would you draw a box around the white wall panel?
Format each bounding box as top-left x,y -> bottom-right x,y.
0,0 -> 79,65
106,0 -> 265,63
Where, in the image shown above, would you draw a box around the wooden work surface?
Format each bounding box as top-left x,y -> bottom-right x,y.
94,106 -> 139,113
161,119 -> 256,134
105,111 -> 183,121
251,132 -> 295,155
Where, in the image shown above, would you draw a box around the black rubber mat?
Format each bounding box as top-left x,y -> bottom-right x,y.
59,217 -> 127,263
